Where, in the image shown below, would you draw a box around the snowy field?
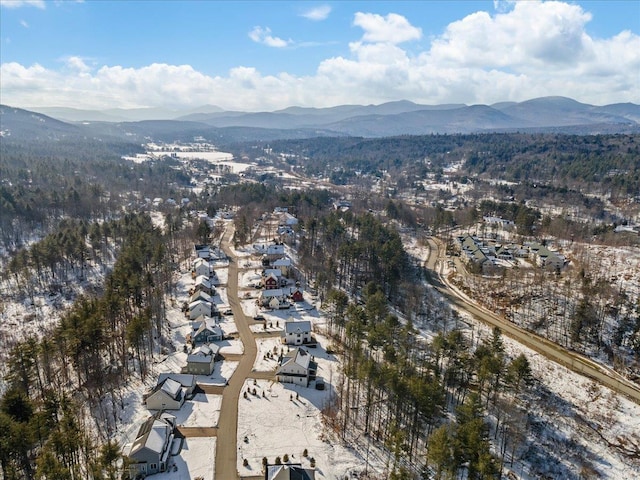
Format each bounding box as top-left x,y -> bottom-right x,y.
155,437 -> 216,480
237,333 -> 364,477
236,378 -> 369,478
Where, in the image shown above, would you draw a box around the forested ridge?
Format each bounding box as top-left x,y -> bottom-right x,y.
239,133 -> 640,197
0,213 -> 187,479
0,138 -> 191,250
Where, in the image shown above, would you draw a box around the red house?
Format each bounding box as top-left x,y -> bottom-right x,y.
291,288 -> 304,302
263,273 -> 279,290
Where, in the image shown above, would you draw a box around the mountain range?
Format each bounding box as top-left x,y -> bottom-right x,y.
2,97 -> 639,144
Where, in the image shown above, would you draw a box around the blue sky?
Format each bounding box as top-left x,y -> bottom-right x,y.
1,0 -> 638,110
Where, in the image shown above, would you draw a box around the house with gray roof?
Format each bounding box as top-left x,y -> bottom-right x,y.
276,347 -> 317,387
188,299 -> 213,320
189,289 -> 213,305
189,317 -> 223,344
144,373 -> 196,411
192,257 -> 212,278
282,318 -> 312,346
265,464 -> 315,480
184,344 -> 219,375
193,275 -> 215,295
144,378 -> 185,411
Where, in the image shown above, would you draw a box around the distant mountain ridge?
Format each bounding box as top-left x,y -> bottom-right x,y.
3,97 -> 639,142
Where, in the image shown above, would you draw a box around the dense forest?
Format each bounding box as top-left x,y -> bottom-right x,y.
0,213 -> 189,479
235,133 -> 640,202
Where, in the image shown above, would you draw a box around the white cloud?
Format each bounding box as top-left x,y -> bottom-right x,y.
64,56 -> 91,73
0,0 -> 45,8
20,19 -> 28,28
429,1 -> 594,68
300,4 -> 331,21
248,26 -> 290,48
1,2 -> 638,110
353,12 -> 422,44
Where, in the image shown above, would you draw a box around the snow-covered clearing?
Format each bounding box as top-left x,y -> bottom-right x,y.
155,437 -> 216,480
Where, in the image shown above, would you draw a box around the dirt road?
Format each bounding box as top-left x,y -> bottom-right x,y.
214,226 -> 259,479
178,426 -> 218,438
424,237 -> 640,405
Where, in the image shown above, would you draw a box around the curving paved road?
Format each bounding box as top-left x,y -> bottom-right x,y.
214,225 -> 260,479
424,237 -> 640,405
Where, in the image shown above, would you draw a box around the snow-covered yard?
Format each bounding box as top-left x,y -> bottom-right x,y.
237,333 -> 367,478
174,393 -> 222,428
196,360 -> 238,386
236,378 -> 367,478
154,437 -> 216,480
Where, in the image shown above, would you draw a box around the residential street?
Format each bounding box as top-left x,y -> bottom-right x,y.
214,225 -> 261,479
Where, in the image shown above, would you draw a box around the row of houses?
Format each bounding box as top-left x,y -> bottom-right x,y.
254,242 -> 306,308
126,372 -> 197,477
456,235 -> 567,272
125,244 -> 227,478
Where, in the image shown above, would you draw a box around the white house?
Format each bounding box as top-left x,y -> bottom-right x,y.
194,275 -> 214,295
276,347 -> 317,387
258,288 -> 287,308
188,299 -> 212,319
126,412 -> 176,478
193,257 -> 212,278
282,318 -> 312,346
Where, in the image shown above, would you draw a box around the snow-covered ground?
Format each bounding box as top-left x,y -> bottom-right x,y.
236,372 -> 367,478
174,393 -> 222,428
467,317 -> 640,479
154,437 -> 216,480
401,231 -> 640,479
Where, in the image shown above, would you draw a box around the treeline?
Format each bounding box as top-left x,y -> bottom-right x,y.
324,285 -> 535,479
0,213 -> 174,480
464,134 -> 639,195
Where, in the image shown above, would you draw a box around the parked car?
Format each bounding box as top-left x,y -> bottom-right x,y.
253,314 -> 265,321
223,309 -> 233,315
